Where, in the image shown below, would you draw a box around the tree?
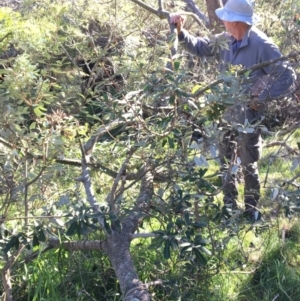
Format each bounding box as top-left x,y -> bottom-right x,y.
0,0 -> 299,300
205,0 -> 224,30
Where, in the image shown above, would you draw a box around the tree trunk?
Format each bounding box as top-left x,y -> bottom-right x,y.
102,218 -> 151,301
206,0 -> 223,31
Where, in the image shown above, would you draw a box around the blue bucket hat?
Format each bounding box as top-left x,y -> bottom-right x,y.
215,0 -> 257,25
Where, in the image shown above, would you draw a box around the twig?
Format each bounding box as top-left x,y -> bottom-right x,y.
106,146 -> 138,208
130,0 -> 207,30
145,280 -> 163,288
0,33 -> 12,43
272,294 -> 280,301
265,141 -> 299,154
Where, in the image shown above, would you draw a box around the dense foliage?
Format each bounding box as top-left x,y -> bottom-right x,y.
0,0 -> 300,300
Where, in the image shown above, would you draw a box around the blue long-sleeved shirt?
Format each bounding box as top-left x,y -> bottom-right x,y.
178,26 -> 296,100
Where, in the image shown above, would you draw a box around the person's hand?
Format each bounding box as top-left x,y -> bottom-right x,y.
169,13 -> 186,34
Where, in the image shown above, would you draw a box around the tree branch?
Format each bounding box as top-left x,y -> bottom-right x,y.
134,166 -> 154,217
106,145 -> 138,208
131,232 -> 158,239
184,0 -> 209,27
77,140 -> 106,229
193,51 -> 300,98
48,238 -> 104,251
265,141 -> 299,154
130,0 -> 207,29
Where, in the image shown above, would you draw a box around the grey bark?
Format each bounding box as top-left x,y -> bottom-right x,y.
105,170 -> 153,301
184,0 -> 209,27
102,219 -> 151,301
49,168 -> 154,301
2,265 -> 13,301
205,0 -> 223,30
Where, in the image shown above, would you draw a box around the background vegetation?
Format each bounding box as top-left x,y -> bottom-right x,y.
0,0 -> 300,300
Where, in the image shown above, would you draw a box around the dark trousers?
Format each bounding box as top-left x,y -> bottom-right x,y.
219,105 -> 262,210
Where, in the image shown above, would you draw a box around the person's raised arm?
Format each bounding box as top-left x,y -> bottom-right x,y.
169,13 -> 186,35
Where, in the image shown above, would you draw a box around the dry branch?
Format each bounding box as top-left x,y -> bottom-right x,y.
48,238 -> 104,251
265,141 -> 299,154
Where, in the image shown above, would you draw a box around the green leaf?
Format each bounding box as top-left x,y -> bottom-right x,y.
180,242 -> 192,248
29,122 -> 36,130
169,237 -> 178,250
166,222 -> 174,232
200,246 -> 212,256
32,234 -> 39,247
33,105 -> 47,117
174,60 -> 180,71
180,245 -> 193,257
109,213 -> 119,222
66,221 -> 78,236
191,221 -> 208,228
3,236 -> 18,253
168,136 -> 175,149
193,247 -> 207,265
194,236 -> 210,246
163,240 -> 171,259
37,229 -> 46,242
192,84 -> 202,94
184,211 -> 190,225
103,216 -> 112,234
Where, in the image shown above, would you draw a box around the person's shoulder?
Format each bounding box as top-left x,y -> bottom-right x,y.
249,27 -> 274,43
249,26 -> 279,48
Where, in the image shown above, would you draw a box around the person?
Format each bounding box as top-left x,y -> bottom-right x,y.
170,0 -> 296,221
